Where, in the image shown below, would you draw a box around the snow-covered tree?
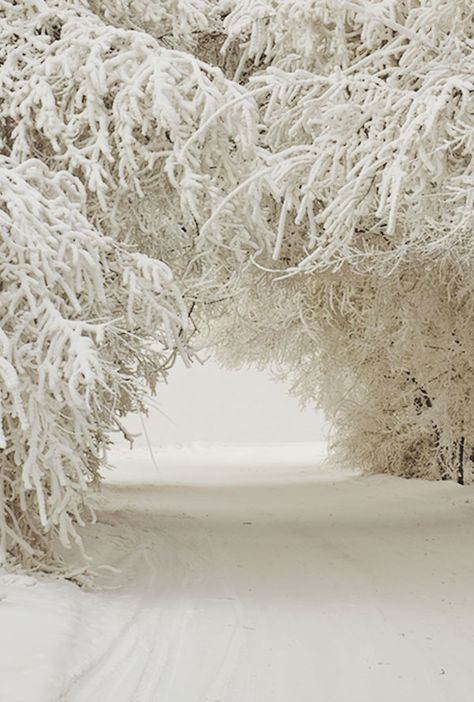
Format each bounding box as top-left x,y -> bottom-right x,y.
0,156 -> 189,571
201,0 -> 474,484
0,0 -> 259,570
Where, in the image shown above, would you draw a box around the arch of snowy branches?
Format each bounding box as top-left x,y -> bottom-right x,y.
1,0 -> 473,572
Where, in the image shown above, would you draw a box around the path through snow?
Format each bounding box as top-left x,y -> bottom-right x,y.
1,444 -> 474,701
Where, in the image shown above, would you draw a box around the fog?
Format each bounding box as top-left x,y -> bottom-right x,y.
119,359 -> 328,447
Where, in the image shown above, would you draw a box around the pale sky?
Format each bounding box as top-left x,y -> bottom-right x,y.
118,359 -> 328,447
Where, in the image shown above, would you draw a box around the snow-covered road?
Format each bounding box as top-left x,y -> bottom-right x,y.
2,444 -> 474,701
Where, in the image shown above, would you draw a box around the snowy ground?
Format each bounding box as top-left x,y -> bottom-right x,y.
2,443 -> 474,702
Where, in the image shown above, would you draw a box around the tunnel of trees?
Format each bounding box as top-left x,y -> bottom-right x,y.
1,0 -> 473,570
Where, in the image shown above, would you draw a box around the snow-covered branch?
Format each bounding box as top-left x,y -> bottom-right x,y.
0,156 -> 188,571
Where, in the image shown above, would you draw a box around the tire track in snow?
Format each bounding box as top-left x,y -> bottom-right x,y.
121,546 -> 195,702
111,517 -> 245,702
62,521 -> 192,702
63,507 -> 247,702
193,519 -> 246,702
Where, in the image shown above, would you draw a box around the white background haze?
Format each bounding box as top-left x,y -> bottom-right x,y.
121,359 -> 328,447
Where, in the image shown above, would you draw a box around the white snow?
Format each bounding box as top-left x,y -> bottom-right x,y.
2,443 -> 474,701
